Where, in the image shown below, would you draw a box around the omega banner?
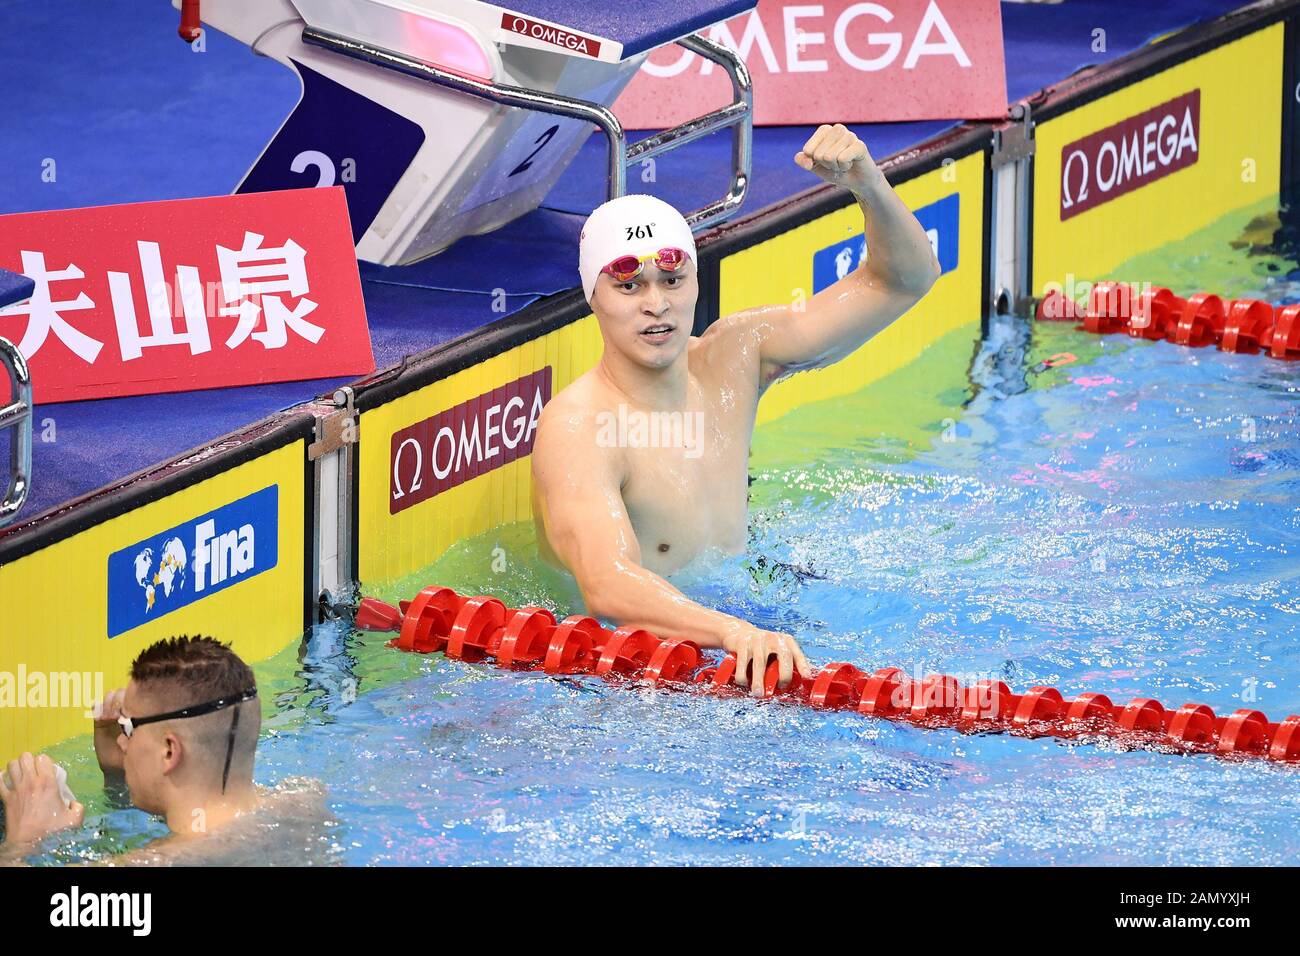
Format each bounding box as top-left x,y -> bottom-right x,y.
389,367 -> 552,514
613,0 -> 1007,127
1059,90 -> 1201,221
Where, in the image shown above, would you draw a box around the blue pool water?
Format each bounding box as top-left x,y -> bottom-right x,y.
33,213 -> 1300,867
242,312 -> 1296,866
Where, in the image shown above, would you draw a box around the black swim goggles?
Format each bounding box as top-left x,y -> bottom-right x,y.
118,688 -> 258,793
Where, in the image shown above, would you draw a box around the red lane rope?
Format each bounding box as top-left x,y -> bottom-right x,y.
356,587 -> 1300,765
1036,282 -> 1300,360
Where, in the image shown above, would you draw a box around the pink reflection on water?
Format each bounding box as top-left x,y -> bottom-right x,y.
1032,460 -> 1121,492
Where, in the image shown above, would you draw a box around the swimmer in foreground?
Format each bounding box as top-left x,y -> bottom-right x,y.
1,636 -> 330,865
533,124 -> 942,695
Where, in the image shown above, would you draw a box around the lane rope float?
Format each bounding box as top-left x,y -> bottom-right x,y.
1036,281 -> 1300,360
355,586 -> 1300,765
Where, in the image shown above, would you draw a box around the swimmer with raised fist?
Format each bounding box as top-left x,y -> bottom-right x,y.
533,124 -> 941,695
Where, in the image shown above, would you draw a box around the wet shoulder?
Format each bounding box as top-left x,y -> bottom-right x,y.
537,371 -> 625,445
690,310 -> 768,393
105,779 -> 340,867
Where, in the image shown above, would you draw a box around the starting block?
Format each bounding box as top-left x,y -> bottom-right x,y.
173,0 -> 756,265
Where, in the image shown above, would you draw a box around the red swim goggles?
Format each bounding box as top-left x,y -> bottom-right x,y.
600,247 -> 689,283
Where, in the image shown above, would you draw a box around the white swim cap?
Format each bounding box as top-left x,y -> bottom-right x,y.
578,194 -> 697,304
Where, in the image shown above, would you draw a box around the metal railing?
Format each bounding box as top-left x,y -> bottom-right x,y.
300,27 -> 752,232
0,335 -> 32,527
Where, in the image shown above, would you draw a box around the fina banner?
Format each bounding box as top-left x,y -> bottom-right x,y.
0,187 -> 374,403
105,485 -> 280,638
614,0 -> 1007,127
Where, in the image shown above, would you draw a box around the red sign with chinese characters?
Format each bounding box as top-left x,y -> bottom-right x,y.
0,187 -> 374,403
612,0 -> 1006,128
390,367 -> 551,514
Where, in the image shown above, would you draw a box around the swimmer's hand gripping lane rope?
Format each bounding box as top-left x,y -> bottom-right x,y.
1037,281 -> 1300,359
357,587 -> 1300,765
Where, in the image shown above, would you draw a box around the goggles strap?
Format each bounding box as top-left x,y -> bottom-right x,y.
221,703 -> 241,794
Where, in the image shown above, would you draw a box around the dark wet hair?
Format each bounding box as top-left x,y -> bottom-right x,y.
130,636 -> 260,789
130,635 -> 256,705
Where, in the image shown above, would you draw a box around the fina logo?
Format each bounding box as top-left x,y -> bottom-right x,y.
812,192 -> 958,294
107,486 -> 279,638
193,516 -> 255,593
132,537 -> 188,614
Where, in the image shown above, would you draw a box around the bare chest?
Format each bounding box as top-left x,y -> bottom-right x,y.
617,391 -> 755,570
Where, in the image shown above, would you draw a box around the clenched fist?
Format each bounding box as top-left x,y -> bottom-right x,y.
795,123 -> 881,193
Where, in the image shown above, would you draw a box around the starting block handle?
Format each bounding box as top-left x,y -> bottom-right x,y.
300,25 -> 753,235
0,336 -> 33,528
302,27 -> 627,204
629,33 -> 752,231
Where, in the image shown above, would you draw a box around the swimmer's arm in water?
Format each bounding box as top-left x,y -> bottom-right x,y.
3,693 -> 142,863
736,124 -> 942,383
3,693 -> 143,864
0,753 -> 86,864
532,406 -> 811,695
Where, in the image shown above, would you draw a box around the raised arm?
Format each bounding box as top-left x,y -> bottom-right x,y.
531,403 -> 810,693
745,124 -> 942,384
91,688 -> 127,777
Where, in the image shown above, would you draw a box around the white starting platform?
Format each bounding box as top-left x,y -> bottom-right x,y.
173,0 -> 756,265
